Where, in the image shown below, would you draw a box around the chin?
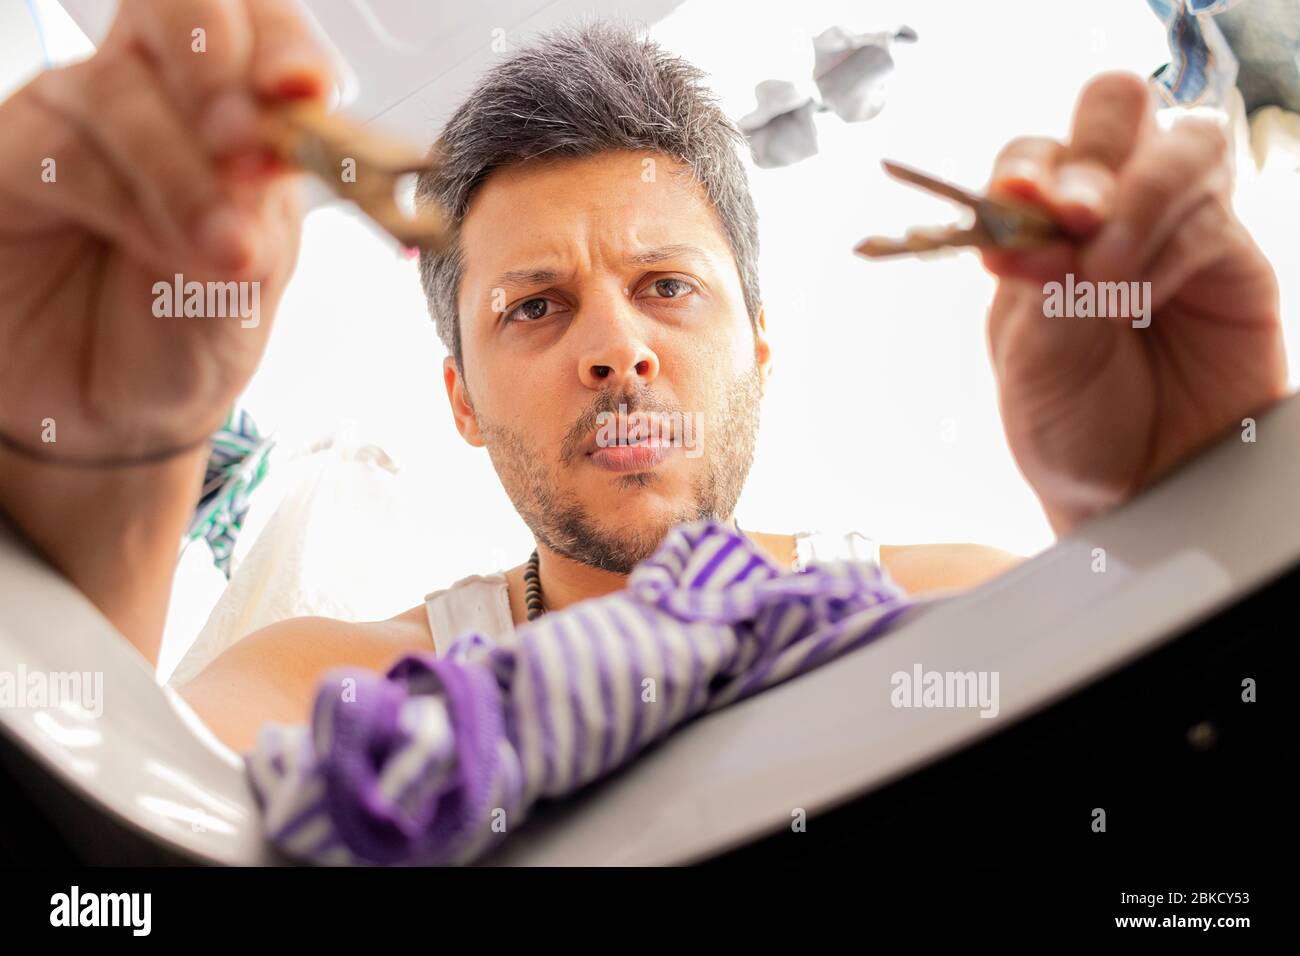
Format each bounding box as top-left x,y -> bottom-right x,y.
590,477 -> 694,518
595,496 -> 696,535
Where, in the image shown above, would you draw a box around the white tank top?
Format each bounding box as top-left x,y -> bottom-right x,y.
422,528 -> 879,656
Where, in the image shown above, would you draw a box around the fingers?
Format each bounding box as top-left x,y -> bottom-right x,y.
1045,158 -> 1114,233
986,73 -> 1155,251
245,0 -> 336,101
1046,72 -> 1155,235
985,136 -> 1094,281
113,0 -> 253,114
1081,117 -> 1231,282
989,136 -> 1111,236
8,0 -> 336,274
980,239 -> 1077,285
989,136 -> 1062,204
1141,193 -> 1233,313
110,0 -> 334,161
1065,72 -> 1155,171
0,81 -> 167,269
984,73 -> 1229,294
27,52 -> 250,270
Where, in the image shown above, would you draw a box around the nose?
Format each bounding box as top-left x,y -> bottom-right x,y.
576,299 -> 661,391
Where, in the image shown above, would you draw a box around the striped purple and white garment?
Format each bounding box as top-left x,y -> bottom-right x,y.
247,518 -> 916,865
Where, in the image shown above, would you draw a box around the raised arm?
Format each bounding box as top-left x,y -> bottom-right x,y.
0,0 -> 334,661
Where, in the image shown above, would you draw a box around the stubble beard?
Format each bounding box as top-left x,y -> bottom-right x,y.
479,364 -> 763,575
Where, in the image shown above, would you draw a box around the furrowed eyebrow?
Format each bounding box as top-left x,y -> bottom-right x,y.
489,244 -> 709,291
491,268 -> 562,290
628,244 -> 710,267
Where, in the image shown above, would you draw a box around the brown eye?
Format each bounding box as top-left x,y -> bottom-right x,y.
643,277 -> 694,299
506,297 -> 554,323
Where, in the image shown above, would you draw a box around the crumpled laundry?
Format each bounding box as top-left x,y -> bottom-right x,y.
813,25 -> 919,123
737,80 -> 822,168
1214,0 -> 1300,114
738,25 -> 917,168
1148,0 -> 1300,113
247,519 -> 919,865
184,408 -> 273,578
1249,103 -> 1300,170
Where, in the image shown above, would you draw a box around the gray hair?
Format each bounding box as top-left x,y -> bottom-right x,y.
415,21 -> 762,367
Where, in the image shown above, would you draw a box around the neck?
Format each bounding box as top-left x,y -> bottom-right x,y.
534,516 -> 753,615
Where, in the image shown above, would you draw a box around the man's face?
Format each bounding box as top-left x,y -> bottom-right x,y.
446,150 -> 771,573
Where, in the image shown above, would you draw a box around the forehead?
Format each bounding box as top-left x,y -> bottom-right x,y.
458,150 -> 731,278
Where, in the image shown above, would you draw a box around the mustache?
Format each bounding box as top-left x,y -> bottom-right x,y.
559,384 -> 679,464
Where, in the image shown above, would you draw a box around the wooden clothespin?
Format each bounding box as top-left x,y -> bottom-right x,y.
856,159 -> 1060,258
262,102 -> 454,252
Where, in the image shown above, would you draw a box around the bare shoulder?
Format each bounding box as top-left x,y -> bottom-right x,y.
179,604 -> 434,753
751,530 -> 1023,596
879,542 -> 1025,596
